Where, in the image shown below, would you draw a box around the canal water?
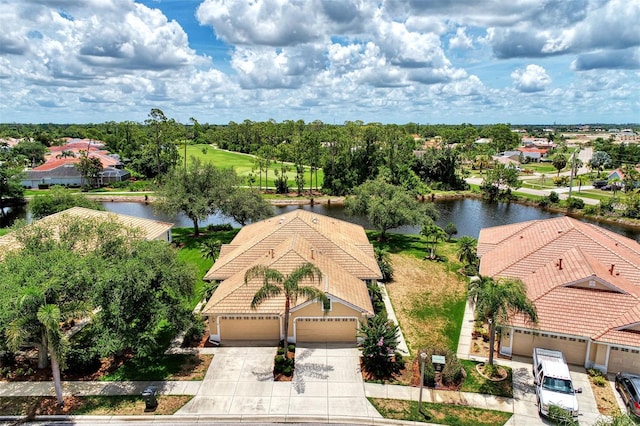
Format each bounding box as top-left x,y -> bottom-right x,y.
4,198 -> 640,241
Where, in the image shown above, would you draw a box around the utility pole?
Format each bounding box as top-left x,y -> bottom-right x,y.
568,148 -> 578,199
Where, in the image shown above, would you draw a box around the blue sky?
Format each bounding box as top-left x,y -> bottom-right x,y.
0,0 -> 638,125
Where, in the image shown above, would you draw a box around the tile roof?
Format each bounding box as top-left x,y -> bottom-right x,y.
202,210 -> 379,316
0,207 -> 173,257
204,209 -> 381,281
479,216 -> 640,348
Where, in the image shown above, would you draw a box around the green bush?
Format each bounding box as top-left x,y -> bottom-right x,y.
549,191 -> 560,203
538,196 -> 551,207
442,357 -> 464,385
583,205 -> 598,215
587,368 -> 604,377
565,197 -> 584,210
423,360 -> 436,387
548,404 -> 578,425
277,347 -> 285,355
206,223 -> 234,232
592,376 -> 607,387
287,344 -> 296,353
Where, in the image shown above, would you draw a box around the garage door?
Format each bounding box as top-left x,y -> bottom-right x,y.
295,317 -> 358,343
512,330 -> 588,365
219,315 -> 280,343
609,347 -> 640,374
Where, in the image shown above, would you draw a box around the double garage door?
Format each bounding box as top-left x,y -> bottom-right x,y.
295,317 -> 358,343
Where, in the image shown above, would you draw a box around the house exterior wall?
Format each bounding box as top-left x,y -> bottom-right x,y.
509,329 -> 588,365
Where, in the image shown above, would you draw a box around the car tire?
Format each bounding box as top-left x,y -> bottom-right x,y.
537,398 -> 542,416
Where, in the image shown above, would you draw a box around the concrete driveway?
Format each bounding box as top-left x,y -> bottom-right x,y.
506,356 -> 602,425
176,343 -> 380,419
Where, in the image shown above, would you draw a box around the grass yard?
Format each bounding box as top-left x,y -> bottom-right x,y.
0,395 -> 192,416
368,398 -> 512,426
172,227 -> 239,309
370,233 -> 468,354
183,144 -> 324,189
460,360 -> 513,398
101,353 -> 212,381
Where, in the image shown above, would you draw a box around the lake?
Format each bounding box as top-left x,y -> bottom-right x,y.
4,198 -> 640,241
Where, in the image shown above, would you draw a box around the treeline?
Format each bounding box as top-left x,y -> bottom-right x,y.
1,113 -> 526,196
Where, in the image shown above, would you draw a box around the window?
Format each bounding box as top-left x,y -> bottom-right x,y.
323,298 -> 331,311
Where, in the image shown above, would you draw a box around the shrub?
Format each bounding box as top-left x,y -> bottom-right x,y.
277,347 -> 285,355
66,346 -> 101,375
423,360 -> 436,387
538,196 -> 551,207
549,191 -> 560,203
592,376 -> 607,387
358,314 -> 401,379
553,176 -> 570,187
565,197 -> 584,210
587,368 -> 604,377
548,404 -> 578,425
583,205 -> 598,215
442,357 -> 464,385
182,314 -> 206,346
287,344 -> 296,353
206,223 -> 233,232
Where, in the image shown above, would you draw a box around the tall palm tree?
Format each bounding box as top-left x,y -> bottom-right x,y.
469,276 -> 537,365
6,287 -> 91,406
456,236 -> 478,267
420,224 -> 446,259
244,263 -> 328,344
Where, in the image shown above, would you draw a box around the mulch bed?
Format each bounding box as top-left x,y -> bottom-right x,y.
0,351 -> 134,382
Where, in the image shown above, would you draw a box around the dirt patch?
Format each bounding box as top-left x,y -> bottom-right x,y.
167,354 -> 212,381
385,253 -> 466,353
589,378 -> 620,416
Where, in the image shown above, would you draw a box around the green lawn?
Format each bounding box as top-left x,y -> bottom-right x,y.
368,398 -> 512,426
172,227 -> 239,309
182,144 -> 324,189
460,360 -> 513,398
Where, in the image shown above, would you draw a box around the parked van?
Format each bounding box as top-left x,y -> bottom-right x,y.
533,347 -> 581,419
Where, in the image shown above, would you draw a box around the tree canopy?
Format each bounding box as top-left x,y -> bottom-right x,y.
345,177 -> 437,238
0,214 -> 196,392
155,156 -> 238,236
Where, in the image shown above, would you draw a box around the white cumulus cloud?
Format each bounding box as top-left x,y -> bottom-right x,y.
511,64 -> 552,92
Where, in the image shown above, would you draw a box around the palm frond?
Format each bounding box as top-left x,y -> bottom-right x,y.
251,283 -> 282,308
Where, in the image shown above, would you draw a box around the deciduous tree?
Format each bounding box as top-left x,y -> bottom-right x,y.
155,157 -> 238,236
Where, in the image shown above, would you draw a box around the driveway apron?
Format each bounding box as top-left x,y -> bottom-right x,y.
176,343 -> 380,418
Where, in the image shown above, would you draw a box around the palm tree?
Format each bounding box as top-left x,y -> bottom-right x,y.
469,276 -> 537,365
420,224 -> 446,259
200,238 -> 222,261
6,287 -> 91,407
456,236 -> 478,267
244,263 -> 328,344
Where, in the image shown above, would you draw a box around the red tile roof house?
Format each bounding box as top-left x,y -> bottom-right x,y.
201,210 -> 382,345
21,148 -> 129,188
478,216 -> 640,374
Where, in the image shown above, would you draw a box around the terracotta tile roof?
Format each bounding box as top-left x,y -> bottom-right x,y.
204,210 -> 381,281
0,207 -> 173,257
202,211 -> 378,316
479,216 -> 640,348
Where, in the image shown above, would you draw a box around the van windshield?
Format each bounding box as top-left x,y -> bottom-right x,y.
542,377 -> 574,394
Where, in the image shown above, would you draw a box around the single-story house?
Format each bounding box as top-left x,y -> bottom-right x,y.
0,207 -> 173,258
478,216 -> 640,374
21,157 -> 129,188
201,210 -> 382,345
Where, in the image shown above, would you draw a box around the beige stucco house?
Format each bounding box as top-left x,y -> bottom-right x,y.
478,216 -> 640,374
202,210 -> 382,345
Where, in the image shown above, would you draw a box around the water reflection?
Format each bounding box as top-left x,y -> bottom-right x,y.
2,198 -> 640,242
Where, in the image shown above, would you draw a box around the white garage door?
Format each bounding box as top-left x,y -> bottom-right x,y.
512,330 -> 588,365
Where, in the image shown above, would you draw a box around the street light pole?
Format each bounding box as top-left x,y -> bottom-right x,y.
418,352 -> 427,413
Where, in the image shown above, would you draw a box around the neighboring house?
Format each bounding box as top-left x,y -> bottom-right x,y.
0,207 -> 174,258
478,216 -> 640,374
517,147 -> 549,161
201,210 -> 382,345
